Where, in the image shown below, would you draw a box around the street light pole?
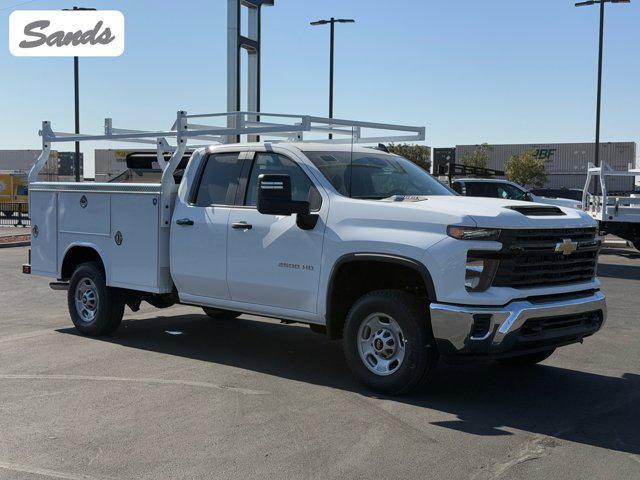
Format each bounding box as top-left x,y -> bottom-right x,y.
329,18 -> 334,128
575,0 -> 630,192
63,6 -> 96,181
310,17 -> 355,139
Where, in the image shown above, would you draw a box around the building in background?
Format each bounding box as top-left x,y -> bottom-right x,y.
95,149 -> 155,182
451,142 -> 637,192
0,150 -> 83,181
431,148 -> 456,175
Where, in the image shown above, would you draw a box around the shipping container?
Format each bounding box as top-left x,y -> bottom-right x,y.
0,150 -> 83,181
95,149 -> 157,182
455,142 -> 637,192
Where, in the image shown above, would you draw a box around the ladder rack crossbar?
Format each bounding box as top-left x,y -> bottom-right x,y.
40,111 -> 425,146
30,110 -> 427,228
31,110 -> 426,188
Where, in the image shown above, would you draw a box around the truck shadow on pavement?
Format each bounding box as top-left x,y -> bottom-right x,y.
58,313 -> 640,456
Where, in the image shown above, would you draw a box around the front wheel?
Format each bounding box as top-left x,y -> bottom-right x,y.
343,289 -> 438,395
67,262 -> 125,336
496,349 -> 555,366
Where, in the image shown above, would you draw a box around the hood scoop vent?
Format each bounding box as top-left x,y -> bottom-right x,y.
506,205 -> 566,216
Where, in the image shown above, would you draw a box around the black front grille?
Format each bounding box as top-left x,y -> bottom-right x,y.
491,228 -> 599,289
521,310 -> 603,337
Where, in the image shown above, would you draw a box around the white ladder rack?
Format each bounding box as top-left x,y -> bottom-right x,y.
30,110 -> 426,229
32,110 -> 425,182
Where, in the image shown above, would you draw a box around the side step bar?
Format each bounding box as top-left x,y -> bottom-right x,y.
49,282 -> 69,291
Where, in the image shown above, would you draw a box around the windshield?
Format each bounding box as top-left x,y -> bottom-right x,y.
305,151 -> 452,199
496,183 -> 529,201
465,181 -> 529,200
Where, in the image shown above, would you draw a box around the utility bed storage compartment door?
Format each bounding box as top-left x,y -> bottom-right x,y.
59,192 -> 110,235
109,194 -> 160,291
29,191 -> 57,274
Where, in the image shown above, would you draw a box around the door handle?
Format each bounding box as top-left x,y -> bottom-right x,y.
231,221 -> 252,230
176,218 -> 194,226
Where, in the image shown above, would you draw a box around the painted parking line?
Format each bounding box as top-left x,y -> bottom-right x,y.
0,373 -> 269,395
0,460 -> 107,480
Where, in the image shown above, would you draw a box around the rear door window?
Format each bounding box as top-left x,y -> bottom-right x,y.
464,182 -> 493,197
192,153 -> 244,206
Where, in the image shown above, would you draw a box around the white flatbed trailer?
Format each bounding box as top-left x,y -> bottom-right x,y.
582,161 -> 640,249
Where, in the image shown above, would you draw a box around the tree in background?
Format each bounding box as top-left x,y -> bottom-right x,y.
461,143 -> 492,170
386,144 -> 430,171
505,150 -> 547,187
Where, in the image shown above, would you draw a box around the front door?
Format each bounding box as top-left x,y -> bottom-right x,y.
227,151 -> 326,313
170,151 -> 245,300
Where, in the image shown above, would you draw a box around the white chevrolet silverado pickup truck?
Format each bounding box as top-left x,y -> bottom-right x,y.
24,111 -> 606,394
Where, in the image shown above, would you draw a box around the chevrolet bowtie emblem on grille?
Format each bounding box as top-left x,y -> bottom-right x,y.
555,238 -> 578,255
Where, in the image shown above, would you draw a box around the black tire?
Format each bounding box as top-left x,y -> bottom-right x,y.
67,262 -> 125,336
496,349 -> 555,366
202,307 -> 242,320
343,289 -> 438,395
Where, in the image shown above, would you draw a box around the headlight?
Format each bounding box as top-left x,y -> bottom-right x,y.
448,226 -> 501,241
465,255 -> 499,292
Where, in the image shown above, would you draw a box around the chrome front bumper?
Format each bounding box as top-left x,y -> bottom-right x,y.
430,290 -> 606,355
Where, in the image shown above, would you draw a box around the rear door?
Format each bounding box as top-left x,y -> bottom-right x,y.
226,151 -> 327,313
170,151 -> 245,300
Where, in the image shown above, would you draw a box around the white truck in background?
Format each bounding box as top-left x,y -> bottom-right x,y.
24,111 -> 606,394
451,178 -> 584,210
583,161 -> 640,250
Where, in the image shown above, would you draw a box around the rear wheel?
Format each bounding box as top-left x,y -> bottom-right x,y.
343,289 -> 438,395
67,262 -> 125,336
202,307 -> 242,320
496,349 -> 555,366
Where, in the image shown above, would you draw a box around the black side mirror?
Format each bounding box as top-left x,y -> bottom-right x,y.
525,193 -> 534,202
257,174 -> 310,216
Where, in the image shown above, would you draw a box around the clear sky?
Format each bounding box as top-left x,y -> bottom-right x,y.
0,0 -> 638,175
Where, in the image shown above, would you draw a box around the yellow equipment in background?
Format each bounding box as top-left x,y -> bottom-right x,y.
0,171 -> 29,217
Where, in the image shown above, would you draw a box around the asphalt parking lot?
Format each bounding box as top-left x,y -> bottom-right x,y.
0,246 -> 638,480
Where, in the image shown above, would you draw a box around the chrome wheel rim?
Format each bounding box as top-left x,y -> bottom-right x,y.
74,277 -> 98,323
357,313 -> 406,376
